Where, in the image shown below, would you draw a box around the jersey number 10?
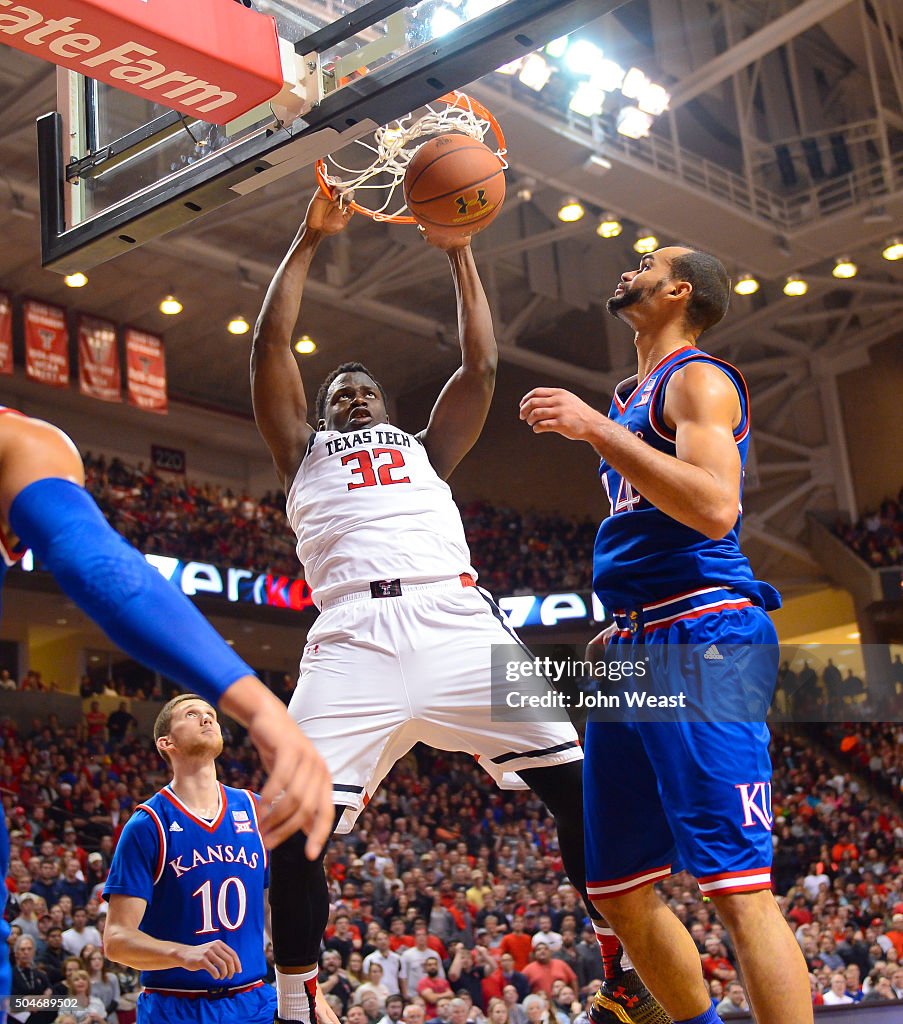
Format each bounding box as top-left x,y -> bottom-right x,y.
193,876 -> 248,934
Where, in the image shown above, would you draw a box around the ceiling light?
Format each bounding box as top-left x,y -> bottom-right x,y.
616,106 -> 653,139
596,214 -> 622,238
621,66 -> 650,100
228,315 -> 250,335
431,6 -> 463,36
544,35 -> 569,59
590,59 -> 626,93
516,186 -> 533,202
464,0 -> 505,16
568,82 -> 605,117
294,335 -> 317,354
557,197 -> 585,223
633,231 -> 657,254
733,274 -> 759,295
159,294 -> 182,315
564,39 -> 602,77
637,82 -> 671,116
64,272 -> 88,288
783,274 -> 808,297
882,237 -> 903,261
518,53 -> 553,91
832,256 -> 857,279
495,57 -> 524,76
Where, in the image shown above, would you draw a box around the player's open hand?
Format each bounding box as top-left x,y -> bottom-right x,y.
317,983 -> 343,1024
220,679 -> 333,855
178,939 -> 242,979
418,225 -> 472,251
304,189 -> 354,236
519,387 -> 602,442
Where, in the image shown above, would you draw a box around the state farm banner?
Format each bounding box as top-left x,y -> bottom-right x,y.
0,293 -> 12,376
24,300 -> 69,387
125,328 -> 167,413
0,0 -> 282,126
78,315 -> 121,402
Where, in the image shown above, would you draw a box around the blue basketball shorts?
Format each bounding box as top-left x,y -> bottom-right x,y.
137,982 -> 276,1024
584,587 -> 778,900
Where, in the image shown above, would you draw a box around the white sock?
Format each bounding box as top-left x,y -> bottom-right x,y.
276,965 -> 319,1022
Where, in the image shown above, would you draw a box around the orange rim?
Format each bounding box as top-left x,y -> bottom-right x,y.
314,91 -> 506,224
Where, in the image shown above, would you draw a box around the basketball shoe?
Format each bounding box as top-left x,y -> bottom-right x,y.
588,968 -> 672,1024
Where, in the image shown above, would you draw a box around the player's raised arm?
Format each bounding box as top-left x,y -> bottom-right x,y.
417,235 -> 497,480
252,192 -> 354,485
519,361 -> 741,539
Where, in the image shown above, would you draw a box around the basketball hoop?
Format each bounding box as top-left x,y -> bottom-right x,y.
314,91 -> 506,224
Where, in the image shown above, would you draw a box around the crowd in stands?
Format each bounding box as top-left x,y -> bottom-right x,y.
834,490 -> 903,569
79,454 -> 598,596
3,702 -> 903,1021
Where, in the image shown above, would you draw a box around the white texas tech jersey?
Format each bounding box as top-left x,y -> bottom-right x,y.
286,425 -> 476,606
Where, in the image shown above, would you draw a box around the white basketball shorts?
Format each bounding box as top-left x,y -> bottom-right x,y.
288,577 -> 583,833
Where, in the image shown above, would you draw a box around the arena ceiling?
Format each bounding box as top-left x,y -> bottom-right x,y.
0,0 -> 901,593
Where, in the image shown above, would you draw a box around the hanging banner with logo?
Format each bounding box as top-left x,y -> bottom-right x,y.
24,300 -> 69,387
125,328 -> 167,413
0,293 -> 12,376
78,315 -> 121,402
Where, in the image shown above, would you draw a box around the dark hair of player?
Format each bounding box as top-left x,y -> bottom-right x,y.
668,249 -> 731,335
315,362 -> 388,423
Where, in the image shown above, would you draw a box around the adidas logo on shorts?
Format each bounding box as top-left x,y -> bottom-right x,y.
703,644 -> 724,661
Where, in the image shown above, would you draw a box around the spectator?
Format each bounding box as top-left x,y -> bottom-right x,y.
12,892 -> 42,941
483,953 -> 529,1004
319,949 -> 354,1015
822,973 -> 854,1006
363,930 -> 407,998
355,961 -> 391,1012
530,916 -> 562,953
377,993 -> 406,1024
701,936 -> 737,985
417,957 -> 453,1006
715,982 -> 749,1018
83,949 -> 120,1020
61,907 -> 101,958
521,943 -> 577,997
498,917 -> 532,972
402,926 -> 446,993
11,934 -> 53,1023
105,702 -> 137,744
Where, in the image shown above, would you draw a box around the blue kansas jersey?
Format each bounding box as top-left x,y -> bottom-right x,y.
103,784 -> 269,993
593,346 -> 780,611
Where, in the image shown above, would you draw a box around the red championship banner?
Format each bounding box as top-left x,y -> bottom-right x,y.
0,0 -> 281,126
78,314 -> 121,402
24,300 -> 69,387
0,293 -> 12,376
125,328 -> 167,414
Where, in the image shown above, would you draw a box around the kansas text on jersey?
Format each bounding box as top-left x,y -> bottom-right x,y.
287,426 -> 476,606
593,346 -> 780,611
103,784 -> 269,993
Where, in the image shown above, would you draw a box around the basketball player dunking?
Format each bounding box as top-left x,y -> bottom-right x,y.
252,192 -> 667,1024
519,246 -> 812,1024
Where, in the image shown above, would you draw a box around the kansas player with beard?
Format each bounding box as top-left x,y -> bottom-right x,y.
519,247 -> 812,1024
104,694 -> 283,1023
251,192 -> 665,1024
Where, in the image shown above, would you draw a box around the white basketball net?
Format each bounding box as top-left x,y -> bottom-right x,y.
318,93 -> 507,221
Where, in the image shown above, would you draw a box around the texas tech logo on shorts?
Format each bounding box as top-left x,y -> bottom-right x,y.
735,782 -> 773,829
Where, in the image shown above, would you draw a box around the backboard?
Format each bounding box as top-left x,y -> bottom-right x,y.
39,0 -> 614,272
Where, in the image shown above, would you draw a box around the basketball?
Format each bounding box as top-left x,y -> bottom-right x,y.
403,133 -> 506,237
